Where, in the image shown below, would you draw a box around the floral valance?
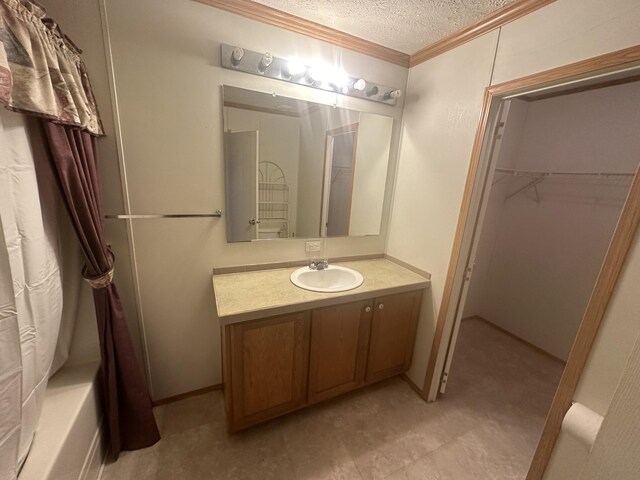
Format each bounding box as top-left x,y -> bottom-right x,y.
0,0 -> 103,135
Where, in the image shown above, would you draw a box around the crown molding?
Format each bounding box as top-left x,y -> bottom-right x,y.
409,0 -> 556,67
194,0 -> 410,67
194,0 -> 556,70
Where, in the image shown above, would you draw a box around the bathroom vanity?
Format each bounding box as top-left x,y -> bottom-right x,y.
212,258 -> 429,432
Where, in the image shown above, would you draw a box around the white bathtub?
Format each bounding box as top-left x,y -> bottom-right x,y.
19,362 -> 105,480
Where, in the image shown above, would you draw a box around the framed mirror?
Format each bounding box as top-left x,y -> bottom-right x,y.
223,85 -> 393,242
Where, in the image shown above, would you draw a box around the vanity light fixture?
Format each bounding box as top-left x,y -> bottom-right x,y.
220,44 -> 401,105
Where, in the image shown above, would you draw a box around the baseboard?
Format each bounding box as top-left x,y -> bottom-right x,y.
468,315 -> 566,365
401,373 -> 429,400
153,383 -> 223,406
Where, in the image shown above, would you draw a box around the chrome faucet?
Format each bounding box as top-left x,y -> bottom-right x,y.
309,259 -> 329,270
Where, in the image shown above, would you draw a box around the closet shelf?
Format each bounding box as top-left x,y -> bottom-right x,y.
493,168 -> 636,201
494,168 -> 635,180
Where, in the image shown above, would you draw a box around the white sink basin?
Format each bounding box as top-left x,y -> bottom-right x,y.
290,265 -> 364,293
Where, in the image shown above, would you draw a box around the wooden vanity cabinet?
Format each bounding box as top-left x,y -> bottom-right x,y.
366,291 -> 423,383
224,311 -> 310,432
308,300 -> 373,403
222,290 -> 422,432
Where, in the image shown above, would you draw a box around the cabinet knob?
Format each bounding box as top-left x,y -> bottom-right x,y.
378,303 -> 384,310
365,306 -> 371,313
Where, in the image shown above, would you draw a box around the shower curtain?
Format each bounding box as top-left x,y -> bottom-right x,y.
1,0 -> 159,466
0,109 -> 63,479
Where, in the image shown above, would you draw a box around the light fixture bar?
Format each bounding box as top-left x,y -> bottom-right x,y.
220,44 -> 402,106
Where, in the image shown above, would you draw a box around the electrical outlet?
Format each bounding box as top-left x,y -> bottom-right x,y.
305,240 -> 321,253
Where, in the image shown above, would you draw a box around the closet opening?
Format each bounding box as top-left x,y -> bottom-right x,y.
423,57 -> 640,480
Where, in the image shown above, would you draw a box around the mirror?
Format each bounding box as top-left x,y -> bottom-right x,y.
223,86 -> 393,242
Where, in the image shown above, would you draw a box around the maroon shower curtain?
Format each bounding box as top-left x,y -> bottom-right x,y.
42,120 -> 159,456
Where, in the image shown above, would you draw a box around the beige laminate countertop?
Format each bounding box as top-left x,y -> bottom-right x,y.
212,258 -> 430,325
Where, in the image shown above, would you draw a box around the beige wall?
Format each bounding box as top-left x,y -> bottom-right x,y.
296,108 -> 326,237
350,113 -> 393,236
387,30 -> 501,388
47,0 -> 407,400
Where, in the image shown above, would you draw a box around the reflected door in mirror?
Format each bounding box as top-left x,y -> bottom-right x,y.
224,131 -> 259,241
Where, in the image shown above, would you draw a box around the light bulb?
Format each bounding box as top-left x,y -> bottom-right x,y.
367,85 -> 379,97
283,58 -> 305,79
384,89 -> 403,100
258,52 -> 273,74
330,70 -> 350,90
353,79 -> 366,91
308,65 -> 330,84
231,47 -> 244,67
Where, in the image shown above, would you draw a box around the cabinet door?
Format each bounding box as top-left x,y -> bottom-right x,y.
308,300 -> 373,403
229,311 -> 310,430
366,291 -> 422,383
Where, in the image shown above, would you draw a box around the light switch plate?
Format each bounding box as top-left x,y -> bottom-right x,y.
305,240 -> 321,253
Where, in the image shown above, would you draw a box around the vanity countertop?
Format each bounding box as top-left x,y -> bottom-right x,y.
212,258 -> 430,324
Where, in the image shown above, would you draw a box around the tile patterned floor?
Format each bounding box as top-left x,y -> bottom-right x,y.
101,319 -> 563,479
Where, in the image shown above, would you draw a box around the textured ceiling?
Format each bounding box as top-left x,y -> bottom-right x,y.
253,0 -> 516,54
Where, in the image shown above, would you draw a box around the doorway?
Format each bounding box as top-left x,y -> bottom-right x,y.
423,54 -> 640,480
321,124 -> 359,236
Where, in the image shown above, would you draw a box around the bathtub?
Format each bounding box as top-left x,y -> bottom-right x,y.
19,361 -> 105,480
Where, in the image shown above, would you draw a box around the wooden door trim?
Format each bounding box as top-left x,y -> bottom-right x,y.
409,0 -> 555,67
420,44 -> 640,480
193,0 -> 409,67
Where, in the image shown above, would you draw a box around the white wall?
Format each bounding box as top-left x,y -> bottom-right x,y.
463,83 -> 640,361
45,0 -> 407,401
350,113 -> 393,236
296,108 -> 326,237
387,30 -> 501,387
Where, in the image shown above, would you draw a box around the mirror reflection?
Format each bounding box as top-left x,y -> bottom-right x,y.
223,86 -> 393,242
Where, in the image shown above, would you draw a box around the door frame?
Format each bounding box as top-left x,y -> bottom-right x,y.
320,123 -> 360,236
420,44 -> 640,480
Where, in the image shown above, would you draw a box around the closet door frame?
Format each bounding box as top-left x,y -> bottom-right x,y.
421,44 -> 640,480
